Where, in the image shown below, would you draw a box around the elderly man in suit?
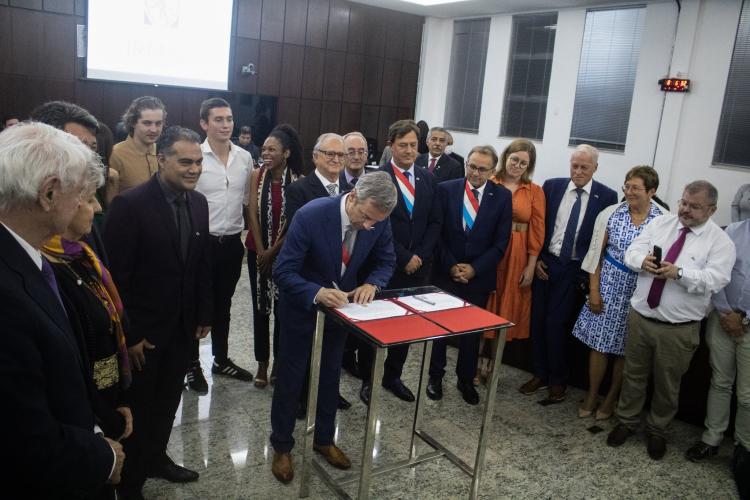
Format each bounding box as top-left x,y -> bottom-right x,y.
427,145 -> 512,405
520,144 -> 618,402
358,119 -> 443,406
269,172 -> 397,484
0,122 -> 124,496
415,126 -> 464,183
104,126 -> 212,498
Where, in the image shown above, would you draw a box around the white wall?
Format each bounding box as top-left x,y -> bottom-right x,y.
415,0 -> 750,225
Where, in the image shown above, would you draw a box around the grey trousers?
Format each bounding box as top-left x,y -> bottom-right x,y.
615,309 -> 700,437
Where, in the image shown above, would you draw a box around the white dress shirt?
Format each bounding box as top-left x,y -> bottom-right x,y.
469,180 -> 487,205
625,213 -> 736,323
549,179 -> 593,258
390,160 -> 416,187
315,169 -> 339,195
196,140 -> 251,236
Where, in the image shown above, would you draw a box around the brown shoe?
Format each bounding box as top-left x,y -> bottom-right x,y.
519,376 -> 548,395
313,444 -> 352,470
548,384 -> 566,402
272,452 -> 294,484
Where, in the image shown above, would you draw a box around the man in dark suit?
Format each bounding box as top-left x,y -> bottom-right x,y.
0,122 -> 123,497
520,144 -> 618,402
358,119 -> 443,405
236,125 -> 260,165
269,172 -> 397,484
104,126 -> 213,498
286,133 -> 349,225
415,126 -> 464,183
427,145 -> 512,405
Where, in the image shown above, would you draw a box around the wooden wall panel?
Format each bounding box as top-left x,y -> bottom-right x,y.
320,100 -> 341,133
74,0 -> 83,16
279,44 -> 305,98
237,0 -> 262,39
340,102 -> 361,134
260,0 -> 285,42
301,47 -> 325,100
11,9 -> 75,80
283,0 -> 307,45
359,105 -> 380,141
377,106 -> 399,148
398,60 -> 418,108
0,7 -> 11,74
342,52 -> 364,103
322,50 -> 345,101
277,97 -> 301,130
346,3 -> 365,55
363,6 -> 386,57
257,41 -> 283,96
43,0 -> 73,14
305,0 -> 329,49
380,58 -> 402,106
403,17 -> 424,63
10,0 -> 41,9
232,38 -> 260,95
327,0 -> 349,51
361,56 -> 383,106
299,99 -> 322,150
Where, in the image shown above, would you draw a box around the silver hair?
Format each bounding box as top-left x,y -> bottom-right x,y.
685,180 -> 718,206
428,126 -> 448,138
352,171 -> 397,213
313,133 -> 345,152
343,131 -> 367,144
0,122 -> 103,212
574,144 -> 599,165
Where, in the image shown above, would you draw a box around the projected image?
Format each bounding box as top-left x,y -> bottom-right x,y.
86,0 -> 233,90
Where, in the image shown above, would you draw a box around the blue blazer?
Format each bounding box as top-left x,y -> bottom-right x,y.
541,177 -> 618,260
436,179 -> 513,294
0,225 -> 114,496
273,195 -> 396,333
378,162 -> 442,275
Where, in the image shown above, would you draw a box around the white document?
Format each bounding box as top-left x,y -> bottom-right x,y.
397,292 -> 467,312
335,299 -> 409,321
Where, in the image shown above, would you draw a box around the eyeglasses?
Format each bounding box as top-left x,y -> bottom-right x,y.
347,148 -> 367,157
678,199 -> 714,211
508,155 -> 529,168
466,163 -> 494,174
622,184 -> 645,193
316,149 -> 346,161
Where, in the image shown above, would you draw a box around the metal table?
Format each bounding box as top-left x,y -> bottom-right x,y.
298,286 -> 512,500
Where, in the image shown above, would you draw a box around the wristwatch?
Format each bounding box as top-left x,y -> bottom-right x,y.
676,267 -> 683,280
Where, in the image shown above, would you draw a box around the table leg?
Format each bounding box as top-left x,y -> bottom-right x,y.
299,310 -> 326,498
358,346 -> 385,500
410,340 -> 432,459
469,329 -> 507,499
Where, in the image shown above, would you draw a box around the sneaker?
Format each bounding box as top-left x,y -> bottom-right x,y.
186,362 -> 208,393
212,358 -> 253,381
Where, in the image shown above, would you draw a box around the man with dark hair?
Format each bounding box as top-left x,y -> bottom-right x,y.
110,96 -> 166,193
184,97 -> 254,392
358,119 -> 442,405
236,125 -> 260,163
415,126 -> 464,183
104,126 -> 212,496
2,114 -> 20,129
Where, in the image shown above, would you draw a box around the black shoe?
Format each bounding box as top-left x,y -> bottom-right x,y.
607,423 -> 635,447
382,378 -> 415,402
685,441 -> 718,462
360,382 -> 371,405
342,355 -> 363,380
186,361 -> 208,393
647,433 -> 667,460
338,393 -> 351,410
426,377 -> 443,401
212,358 -> 253,381
457,379 -> 480,405
148,456 -> 199,483
296,402 -> 307,420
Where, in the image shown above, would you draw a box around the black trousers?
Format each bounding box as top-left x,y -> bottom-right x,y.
119,329 -> 191,496
248,250 -> 280,362
429,289 -> 489,383
191,234 -> 244,363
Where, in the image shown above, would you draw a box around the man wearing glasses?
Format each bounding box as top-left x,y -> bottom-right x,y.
340,131 -> 377,190
426,145 -> 512,405
608,180 -> 735,461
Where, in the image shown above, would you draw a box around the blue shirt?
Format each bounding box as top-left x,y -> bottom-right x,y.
712,218 -> 750,316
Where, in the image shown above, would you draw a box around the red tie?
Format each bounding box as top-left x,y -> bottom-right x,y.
646,226 -> 690,309
341,226 -> 354,274
428,157 -> 436,173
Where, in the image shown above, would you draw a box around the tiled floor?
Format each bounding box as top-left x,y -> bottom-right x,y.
142,265 -> 740,499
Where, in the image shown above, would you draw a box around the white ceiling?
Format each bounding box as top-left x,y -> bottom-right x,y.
348,0 -> 666,18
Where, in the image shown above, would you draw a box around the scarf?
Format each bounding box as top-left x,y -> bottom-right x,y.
43,235 -> 131,389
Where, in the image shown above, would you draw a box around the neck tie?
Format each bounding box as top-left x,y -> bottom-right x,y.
646,227 -> 691,309
472,188 -> 480,205
326,184 -> 337,197
175,195 -> 190,261
350,176 -> 358,186
429,157 -> 437,173
341,225 -> 355,276
559,188 -> 584,263
403,170 -> 412,186
41,257 -> 67,313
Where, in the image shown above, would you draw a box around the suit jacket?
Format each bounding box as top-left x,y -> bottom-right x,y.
436,179 -> 513,294
0,225 -> 113,497
415,153 -> 464,183
541,177 -> 618,261
338,166 -> 378,191
378,162 -> 442,283
273,195 -> 395,334
286,171 -> 349,225
103,175 -> 212,346
449,151 -> 465,168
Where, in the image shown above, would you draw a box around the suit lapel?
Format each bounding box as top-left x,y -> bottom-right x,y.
147,177 -> 183,263
325,199 -> 343,280
473,183 -> 495,231
581,181 -> 603,230
185,191 -> 202,266
309,173 -> 328,198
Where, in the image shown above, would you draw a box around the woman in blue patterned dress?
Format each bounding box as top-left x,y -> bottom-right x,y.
573,166 -> 665,420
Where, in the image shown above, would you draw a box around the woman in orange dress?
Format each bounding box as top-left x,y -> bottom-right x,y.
479,138 -> 545,383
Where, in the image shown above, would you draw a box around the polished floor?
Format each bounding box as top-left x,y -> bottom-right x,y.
143,265 -> 740,499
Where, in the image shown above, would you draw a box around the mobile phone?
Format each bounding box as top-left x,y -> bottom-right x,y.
653,245 -> 662,267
